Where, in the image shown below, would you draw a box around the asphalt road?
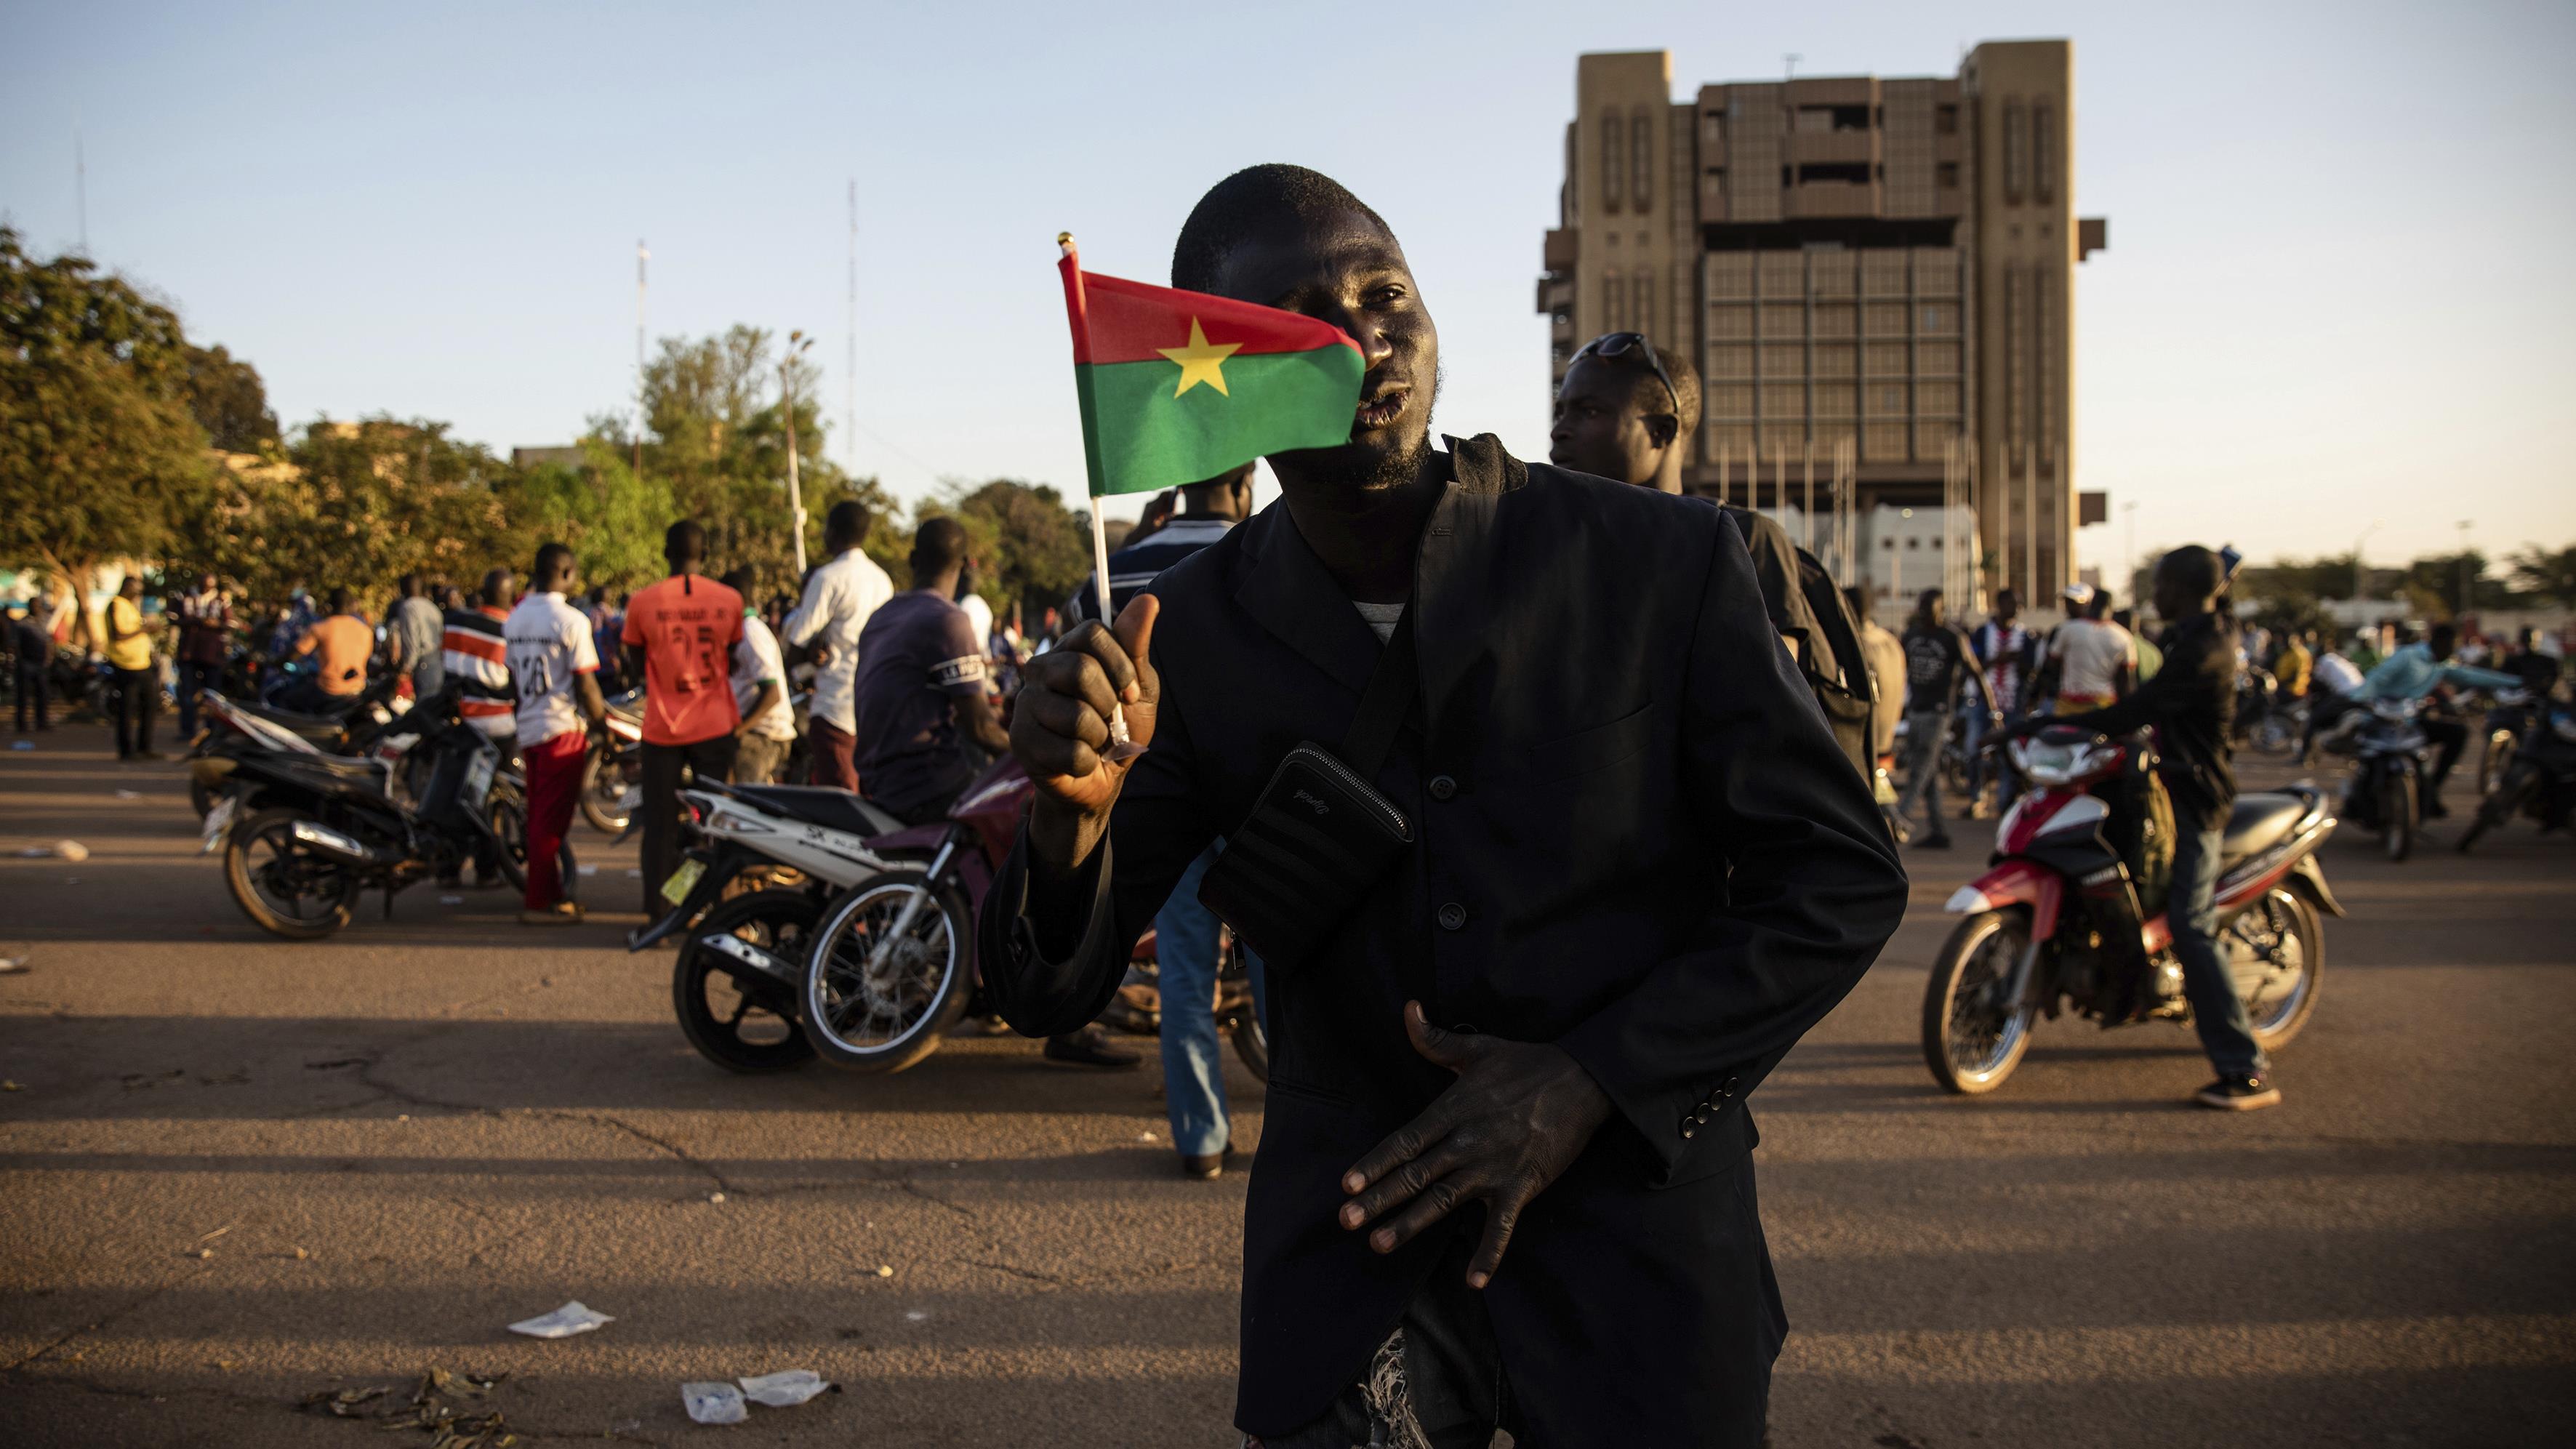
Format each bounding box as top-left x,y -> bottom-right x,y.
2,722 -> 2570,1448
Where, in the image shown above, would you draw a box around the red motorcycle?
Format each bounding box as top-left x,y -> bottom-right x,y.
778,753 -> 1266,1077
1923,724 -> 2342,1094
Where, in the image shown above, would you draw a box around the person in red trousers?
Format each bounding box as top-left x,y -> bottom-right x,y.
503,543 -> 606,925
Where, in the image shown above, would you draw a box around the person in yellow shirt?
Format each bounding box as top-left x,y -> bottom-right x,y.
103,575 -> 164,759
2273,630 -> 2314,702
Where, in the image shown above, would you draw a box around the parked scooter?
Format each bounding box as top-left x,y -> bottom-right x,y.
196,690 -> 555,939
1922,724 -> 2340,1095
2476,688 -> 2532,798
2459,693 -> 2576,854
183,673 -> 412,816
2316,696 -> 2433,862
577,687 -> 646,833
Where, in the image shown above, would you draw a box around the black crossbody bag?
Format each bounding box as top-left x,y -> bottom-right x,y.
1195,607 -> 1418,970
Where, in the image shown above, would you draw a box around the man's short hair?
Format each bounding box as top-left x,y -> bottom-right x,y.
721,566 -> 757,598
326,586 -> 352,614
398,573 -> 422,596
1654,345 -> 1701,441
665,520 -> 707,566
1171,164 -> 1389,293
2157,545 -> 2221,601
2429,622 -> 2457,656
533,542 -> 577,583
911,516 -> 970,574
481,568 -> 514,608
824,499 -> 871,545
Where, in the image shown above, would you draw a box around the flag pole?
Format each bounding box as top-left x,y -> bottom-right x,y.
1061,231 -> 1138,756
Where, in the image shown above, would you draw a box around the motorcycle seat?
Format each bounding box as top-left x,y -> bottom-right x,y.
238,699 -> 356,735
727,784 -> 911,840
2222,792 -> 2307,862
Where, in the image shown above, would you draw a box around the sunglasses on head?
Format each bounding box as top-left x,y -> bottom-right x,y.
1570,332 -> 1680,417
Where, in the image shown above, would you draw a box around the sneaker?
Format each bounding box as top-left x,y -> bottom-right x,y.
2194,1073 -> 2281,1111
1913,832 -> 1954,850
1042,1025 -> 1141,1070
1179,1140 -> 1238,1181
519,902 -> 584,926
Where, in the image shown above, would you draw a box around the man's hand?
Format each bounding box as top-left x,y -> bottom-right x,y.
809,643 -> 832,669
1013,596 -> 1158,870
1339,1002 -> 1613,1289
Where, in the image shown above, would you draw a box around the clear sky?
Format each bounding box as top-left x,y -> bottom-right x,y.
6,1 -> 2570,576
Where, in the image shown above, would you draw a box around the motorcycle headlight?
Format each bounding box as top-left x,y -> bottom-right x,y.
2011,737 -> 2084,786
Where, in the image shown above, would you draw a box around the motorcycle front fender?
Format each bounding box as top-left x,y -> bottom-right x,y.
2288,854 -> 2347,918
1943,857 -> 2067,943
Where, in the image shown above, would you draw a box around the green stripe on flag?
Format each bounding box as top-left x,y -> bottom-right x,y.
1078,348 -> 1364,497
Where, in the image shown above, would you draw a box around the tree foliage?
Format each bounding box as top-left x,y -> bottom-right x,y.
2506,545 -> 2576,610
185,343 -> 279,451
921,479 -> 1094,619
200,417 -> 512,605
510,439 -> 678,597
0,227 -> 220,605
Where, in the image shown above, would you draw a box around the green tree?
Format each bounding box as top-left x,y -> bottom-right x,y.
207,417 -> 513,607
0,227 -> 219,625
510,438 -> 678,596
2396,550 -> 2521,622
2507,544 -> 2576,609
921,479 -> 1094,619
185,343 -> 279,452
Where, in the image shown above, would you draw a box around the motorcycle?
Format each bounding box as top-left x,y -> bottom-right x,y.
578,687 -> 646,834
196,690 -> 558,939
1922,725 -> 2340,1095
183,673 -> 412,817
2459,694 -> 2576,854
2316,696 -> 2433,862
2476,689 -> 2530,798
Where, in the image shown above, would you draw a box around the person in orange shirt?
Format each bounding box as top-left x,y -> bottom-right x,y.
620,521 -> 745,915
284,587 -> 374,713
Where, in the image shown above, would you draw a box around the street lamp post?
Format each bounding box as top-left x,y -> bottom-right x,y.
2354,520 -> 2382,608
782,330 -> 816,577
2457,519 -> 2474,622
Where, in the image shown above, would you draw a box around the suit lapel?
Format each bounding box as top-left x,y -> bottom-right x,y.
1415,435 -> 1524,733
1232,502 -> 1382,697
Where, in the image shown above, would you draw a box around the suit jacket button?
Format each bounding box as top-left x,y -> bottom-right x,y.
1437,902 -> 1468,931
1428,774 -> 1458,801
1680,1123 -> 1696,1139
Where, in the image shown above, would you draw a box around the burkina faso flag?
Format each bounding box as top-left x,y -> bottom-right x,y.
1057,241 -> 1363,497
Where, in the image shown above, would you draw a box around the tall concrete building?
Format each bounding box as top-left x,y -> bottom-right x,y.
1538,42 -> 2106,611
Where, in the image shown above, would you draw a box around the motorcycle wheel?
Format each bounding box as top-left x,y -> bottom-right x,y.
222,806 -> 361,940
1922,909 -> 2038,1095
673,890 -> 820,1074
801,867 -> 974,1074
578,749 -> 633,835
1218,938 -> 1268,1083
2381,772 -> 2417,863
2477,732 -> 2516,798
484,782 -> 531,894
2459,763 -> 2533,855
2226,885 -> 2323,1050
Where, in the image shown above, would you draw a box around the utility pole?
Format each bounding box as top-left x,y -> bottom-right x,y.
2119,500 -> 2137,603
73,129 -> 88,256
2354,520 -> 2381,605
783,330 -> 816,576
2457,518 -> 2474,621
635,241 -> 649,482
847,179 -> 859,475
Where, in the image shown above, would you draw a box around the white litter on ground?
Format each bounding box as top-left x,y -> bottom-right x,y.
18,840 -> 89,862
737,1370 -> 832,1407
682,1381 -> 747,1424
577,864 -> 598,875
507,1301 -> 613,1338
113,789 -> 141,800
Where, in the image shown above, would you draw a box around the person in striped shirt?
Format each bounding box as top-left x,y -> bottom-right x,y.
442,568 -> 518,742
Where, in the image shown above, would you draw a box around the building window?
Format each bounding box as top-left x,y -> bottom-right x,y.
1935,103 -> 1959,136
1936,161 -> 1960,188
2034,100 -> 2057,205
1631,111 -> 1654,212
1635,269 -> 1656,339
2002,99 -> 2027,205
1602,108 -> 1624,214
1604,273 -> 1625,332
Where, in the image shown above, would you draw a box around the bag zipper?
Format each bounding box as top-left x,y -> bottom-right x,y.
1287,744 -> 1413,843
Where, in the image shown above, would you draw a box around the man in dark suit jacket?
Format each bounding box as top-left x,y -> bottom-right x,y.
982,164 -> 1906,1448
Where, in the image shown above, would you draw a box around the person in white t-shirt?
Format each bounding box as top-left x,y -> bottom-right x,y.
504,543 -> 606,926
784,499 -> 894,790
2045,584 -> 2137,712
721,566 -> 797,784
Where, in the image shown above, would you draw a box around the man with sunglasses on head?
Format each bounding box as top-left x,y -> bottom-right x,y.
1552,330 -> 1879,776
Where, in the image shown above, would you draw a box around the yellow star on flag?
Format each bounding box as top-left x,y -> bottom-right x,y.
1157,318 -> 1241,398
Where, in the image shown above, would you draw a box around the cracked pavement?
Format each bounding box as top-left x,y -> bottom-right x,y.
4,725 -> 2573,1446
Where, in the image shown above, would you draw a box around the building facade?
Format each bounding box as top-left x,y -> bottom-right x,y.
1538,42 -> 2105,613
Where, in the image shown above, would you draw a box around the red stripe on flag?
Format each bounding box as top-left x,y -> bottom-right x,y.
1059,255 -> 1360,367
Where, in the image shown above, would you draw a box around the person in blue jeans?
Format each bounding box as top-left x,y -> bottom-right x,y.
1067,462 -> 1259,1176
1156,843 -> 1267,1178
2003,545 -> 2276,1109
